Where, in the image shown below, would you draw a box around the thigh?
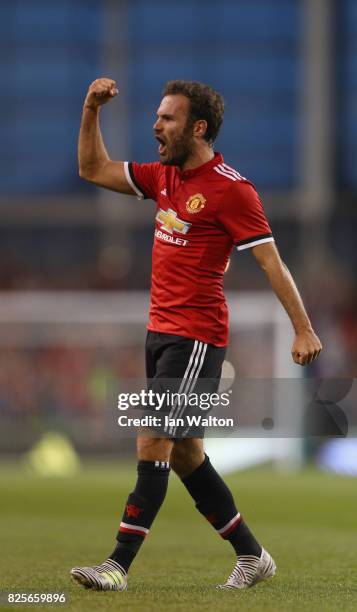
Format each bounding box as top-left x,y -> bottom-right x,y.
145,332 -> 226,438
144,332 -> 197,437
165,344 -> 225,438
145,331 -> 159,381
149,334 -> 198,417
146,332 -> 196,381
163,340 -> 226,402
146,332 -> 203,398
155,334 -> 226,384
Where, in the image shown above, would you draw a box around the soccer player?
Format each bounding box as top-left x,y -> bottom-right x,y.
71,78 -> 322,592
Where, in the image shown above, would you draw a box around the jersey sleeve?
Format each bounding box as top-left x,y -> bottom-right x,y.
217,181 -> 274,250
123,161 -> 162,201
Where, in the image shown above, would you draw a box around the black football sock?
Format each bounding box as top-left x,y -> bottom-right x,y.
110,460 -> 170,573
181,454 -> 262,557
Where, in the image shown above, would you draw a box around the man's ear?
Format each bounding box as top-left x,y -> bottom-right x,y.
193,119 -> 208,139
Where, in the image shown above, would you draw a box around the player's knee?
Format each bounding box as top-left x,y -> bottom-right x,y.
170,440 -> 205,478
137,435 -> 173,461
170,443 -> 186,475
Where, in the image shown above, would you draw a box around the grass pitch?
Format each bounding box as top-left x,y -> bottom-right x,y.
1,461 -> 357,612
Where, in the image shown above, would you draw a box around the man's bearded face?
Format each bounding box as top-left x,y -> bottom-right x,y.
154,95 -> 195,167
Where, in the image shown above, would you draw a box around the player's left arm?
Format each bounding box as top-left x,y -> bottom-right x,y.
251,241 -> 322,365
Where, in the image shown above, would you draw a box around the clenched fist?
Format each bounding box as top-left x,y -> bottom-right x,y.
291,328 -> 322,366
84,78 -> 118,110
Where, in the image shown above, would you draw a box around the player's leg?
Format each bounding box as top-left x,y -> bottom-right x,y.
171,438 -> 262,555
171,438 -> 276,589
71,435 -> 172,591
109,435 -> 172,572
71,332 -> 176,591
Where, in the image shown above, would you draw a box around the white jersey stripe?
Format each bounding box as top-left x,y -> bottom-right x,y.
221,163 -> 245,180
213,166 -> 237,181
218,164 -> 241,181
237,237 -> 275,251
123,161 -> 145,200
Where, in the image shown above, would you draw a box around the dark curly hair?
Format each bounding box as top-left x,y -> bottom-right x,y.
162,80 -> 224,145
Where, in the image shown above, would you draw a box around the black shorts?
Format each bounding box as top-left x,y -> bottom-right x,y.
145,331 -> 226,438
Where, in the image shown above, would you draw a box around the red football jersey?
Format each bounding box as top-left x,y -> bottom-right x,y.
124,153 -> 274,346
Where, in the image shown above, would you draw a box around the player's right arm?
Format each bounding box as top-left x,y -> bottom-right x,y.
78,78 -> 135,194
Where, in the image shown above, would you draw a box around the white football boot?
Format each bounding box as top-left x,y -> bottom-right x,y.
71,558 -> 127,591
217,548 -> 276,590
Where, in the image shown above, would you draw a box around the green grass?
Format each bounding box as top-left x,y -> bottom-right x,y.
1,461 -> 357,611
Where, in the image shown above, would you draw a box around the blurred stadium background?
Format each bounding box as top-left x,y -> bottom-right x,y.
0,0 -> 355,462
0,1 -> 357,608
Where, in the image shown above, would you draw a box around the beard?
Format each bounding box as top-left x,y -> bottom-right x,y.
161,126 -> 195,167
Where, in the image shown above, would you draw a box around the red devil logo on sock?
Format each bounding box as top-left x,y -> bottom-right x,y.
126,504 -> 144,518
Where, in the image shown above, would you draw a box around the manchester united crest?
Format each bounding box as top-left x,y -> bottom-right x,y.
186,193 -> 206,214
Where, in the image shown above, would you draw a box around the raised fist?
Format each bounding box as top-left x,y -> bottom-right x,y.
84,78 -> 118,109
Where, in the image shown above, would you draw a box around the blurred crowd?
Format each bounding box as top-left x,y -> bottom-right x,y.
0,343 -> 145,418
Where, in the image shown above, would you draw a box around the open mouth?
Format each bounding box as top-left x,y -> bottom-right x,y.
156,136 -> 167,155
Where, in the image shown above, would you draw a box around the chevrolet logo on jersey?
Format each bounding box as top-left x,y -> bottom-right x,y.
156,208 -> 191,235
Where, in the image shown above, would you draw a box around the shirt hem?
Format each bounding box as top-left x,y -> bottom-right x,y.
146,324 -> 228,348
